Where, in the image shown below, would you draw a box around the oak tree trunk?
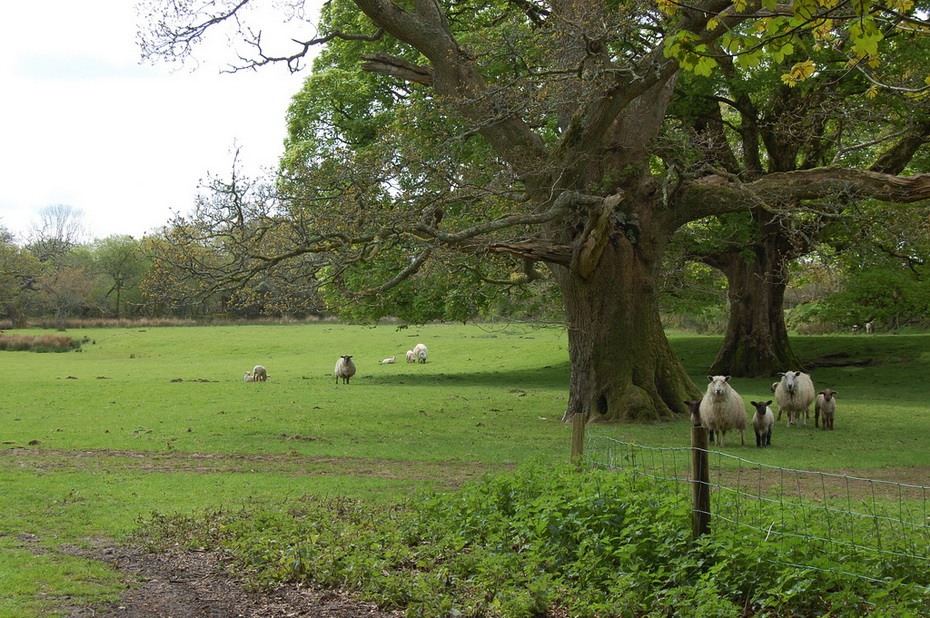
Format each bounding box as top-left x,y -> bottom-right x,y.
707,219 -> 803,377
556,230 -> 700,423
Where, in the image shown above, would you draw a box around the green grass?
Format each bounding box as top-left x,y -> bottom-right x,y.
1,323 -> 928,616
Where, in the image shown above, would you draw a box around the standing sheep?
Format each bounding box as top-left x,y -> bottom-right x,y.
252,365 -> 268,382
405,350 -> 417,363
698,376 -> 746,447
749,400 -> 774,448
865,318 -> 875,334
334,355 -> 356,384
774,371 -> 816,427
413,343 -> 428,364
815,389 -> 838,430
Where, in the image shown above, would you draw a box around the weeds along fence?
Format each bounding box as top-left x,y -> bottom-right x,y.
582,430 -> 930,585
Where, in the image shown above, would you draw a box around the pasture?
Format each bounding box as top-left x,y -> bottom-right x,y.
1,323 -> 928,616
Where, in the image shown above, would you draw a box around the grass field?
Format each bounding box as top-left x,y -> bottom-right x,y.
1,323 -> 928,616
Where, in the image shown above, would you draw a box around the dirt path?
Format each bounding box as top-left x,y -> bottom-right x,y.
70,545 -> 404,618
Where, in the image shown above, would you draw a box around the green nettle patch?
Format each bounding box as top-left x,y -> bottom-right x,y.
0,333 -> 84,352
136,463 -> 930,617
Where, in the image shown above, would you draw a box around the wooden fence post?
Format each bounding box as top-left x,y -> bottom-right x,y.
570,411 -> 586,464
691,423 -> 711,538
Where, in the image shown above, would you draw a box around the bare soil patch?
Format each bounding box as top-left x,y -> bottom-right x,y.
70,544 -> 404,618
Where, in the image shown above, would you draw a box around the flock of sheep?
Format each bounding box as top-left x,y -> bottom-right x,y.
242,343 -> 430,386
243,344 -> 839,451
687,370 -> 839,448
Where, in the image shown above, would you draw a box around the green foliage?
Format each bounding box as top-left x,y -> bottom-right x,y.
139,463 -> 930,617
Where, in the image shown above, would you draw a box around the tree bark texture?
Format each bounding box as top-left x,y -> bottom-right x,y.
705,215 -> 804,377
556,229 -> 701,423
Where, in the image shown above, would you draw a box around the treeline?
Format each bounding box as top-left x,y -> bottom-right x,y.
2,204 -> 929,332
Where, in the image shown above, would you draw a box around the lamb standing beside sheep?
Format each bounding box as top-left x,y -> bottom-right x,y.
774,371 -> 815,427
413,343 -> 428,364
334,355 -> 356,384
698,375 -> 746,447
750,400 -> 774,448
815,389 -> 838,430
405,350 -> 416,363
243,365 -> 268,382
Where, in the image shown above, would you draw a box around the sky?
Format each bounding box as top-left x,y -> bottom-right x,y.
0,1 -> 322,243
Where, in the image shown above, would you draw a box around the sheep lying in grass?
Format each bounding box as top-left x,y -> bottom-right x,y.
816,389 -> 838,430
379,356 -> 397,365
334,355 -> 356,384
406,350 -> 416,363
243,371 -> 256,382
750,400 -> 774,448
413,343 -> 428,364
698,376 -> 746,447
774,371 -> 815,427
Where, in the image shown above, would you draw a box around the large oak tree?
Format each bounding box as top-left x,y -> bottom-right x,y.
140,0 -> 930,421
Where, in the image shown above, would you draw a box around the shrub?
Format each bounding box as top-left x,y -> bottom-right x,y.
0,334 -> 81,352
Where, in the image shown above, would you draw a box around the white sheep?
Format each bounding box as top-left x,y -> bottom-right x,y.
749,400 -> 774,448
252,365 -> 268,382
405,350 -> 416,363
379,356 -> 397,365
865,318 -> 874,334
698,375 -> 746,447
412,343 -> 428,364
243,371 -> 256,382
815,389 -> 838,430
334,355 -> 356,384
774,370 -> 815,428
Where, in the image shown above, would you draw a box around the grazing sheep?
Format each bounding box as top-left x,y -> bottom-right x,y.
851,324 -> 861,334
406,350 -> 417,363
750,400 -> 774,448
815,389 -> 838,430
379,356 -> 397,365
865,318 -> 874,334
252,365 -> 268,382
774,371 -> 816,427
334,355 -> 356,384
698,376 -> 746,447
413,343 -> 428,364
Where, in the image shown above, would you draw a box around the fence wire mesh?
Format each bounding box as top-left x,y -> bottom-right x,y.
585,433 -> 930,583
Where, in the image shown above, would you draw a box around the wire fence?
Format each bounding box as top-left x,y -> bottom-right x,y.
585,433 -> 930,583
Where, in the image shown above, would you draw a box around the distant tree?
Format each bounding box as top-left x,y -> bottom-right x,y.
92,235 -> 149,319
0,228 -> 42,327
27,205 -> 88,264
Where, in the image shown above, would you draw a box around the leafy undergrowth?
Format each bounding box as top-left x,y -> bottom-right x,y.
136,463 -> 930,617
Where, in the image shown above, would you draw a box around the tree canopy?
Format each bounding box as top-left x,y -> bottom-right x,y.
138,0 -> 930,420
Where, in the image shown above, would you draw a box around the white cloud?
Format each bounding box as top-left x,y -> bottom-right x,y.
0,0 -> 320,241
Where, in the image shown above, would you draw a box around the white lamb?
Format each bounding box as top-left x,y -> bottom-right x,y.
774,370 -> 815,427
243,371 -> 256,382
379,356 -> 397,365
406,350 -> 417,363
412,343 -> 428,364
815,389 -> 838,430
698,375 -> 746,447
